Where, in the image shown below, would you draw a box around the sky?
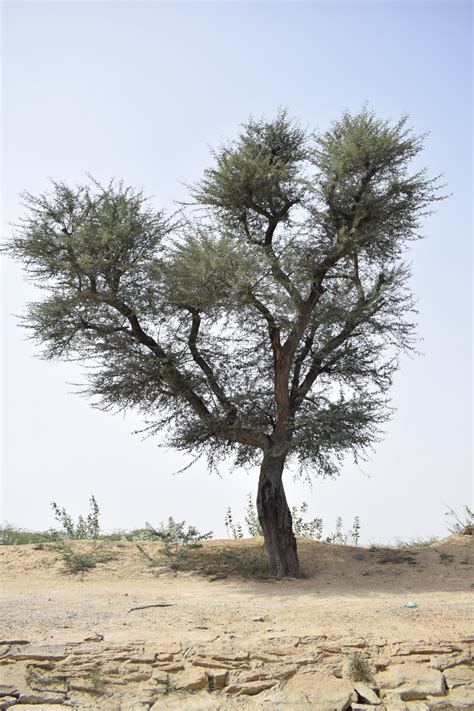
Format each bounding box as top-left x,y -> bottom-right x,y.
1,0 -> 472,544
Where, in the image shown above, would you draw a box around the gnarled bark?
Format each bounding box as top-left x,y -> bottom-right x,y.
257,451 -> 300,577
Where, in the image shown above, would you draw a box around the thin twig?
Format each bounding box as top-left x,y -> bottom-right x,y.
127,603 -> 173,612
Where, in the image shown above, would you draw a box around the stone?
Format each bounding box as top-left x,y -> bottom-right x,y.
444,664 -> 474,688
159,663 -> 185,672
376,663 -> 446,700
266,669 -> 357,710
383,702 -> 409,711
147,641 -> 181,656
123,671 -> 152,682
427,686 -> 474,709
172,667 -> 208,692
152,670 -> 170,685
10,707 -> 71,710
340,637 -> 368,648
154,653 -> 174,662
0,688 -> 18,699
7,645 -> 67,662
431,653 -> 472,671
130,655 -> 156,664
191,656 -> 235,670
354,681 -> 382,705
205,668 -> 229,689
0,698 -> 19,710
19,693 -> 67,704
225,679 -> 277,696
150,692 -> 231,710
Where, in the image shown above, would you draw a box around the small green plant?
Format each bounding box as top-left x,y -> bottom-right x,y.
351,516 -> 361,546
226,496 -> 361,544
225,507 -> 244,539
142,517 -> 213,568
291,502 -> 323,540
325,516 -> 346,544
56,545 -> 115,574
438,551 -> 455,564
375,548 -> 418,565
51,495 -> 100,539
346,652 -> 374,683
244,495 -> 263,537
394,536 -> 439,549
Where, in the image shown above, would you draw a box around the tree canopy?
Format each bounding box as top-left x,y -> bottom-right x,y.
6,108 -> 443,575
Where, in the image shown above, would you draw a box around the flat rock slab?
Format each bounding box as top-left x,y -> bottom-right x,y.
265,669 -> 357,710
443,663 -> 474,688
172,667 -> 208,692
11,707 -> 71,710
427,686 -> 474,709
354,681 -> 382,705
376,663 -> 445,700
150,692 -> 261,709
0,687 -> 18,699
7,645 -> 67,662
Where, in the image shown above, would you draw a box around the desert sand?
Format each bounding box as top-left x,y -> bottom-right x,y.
1,534 -> 473,710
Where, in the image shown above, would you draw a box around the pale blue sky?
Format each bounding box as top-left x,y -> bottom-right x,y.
2,1 -> 472,542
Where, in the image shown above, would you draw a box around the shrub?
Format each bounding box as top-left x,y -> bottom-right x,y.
224,508 -> 244,539
0,523 -> 62,545
444,503 -> 474,535
346,651 -> 374,683
51,495 -> 100,539
142,517 -> 213,568
226,495 -> 362,544
55,544 -> 115,574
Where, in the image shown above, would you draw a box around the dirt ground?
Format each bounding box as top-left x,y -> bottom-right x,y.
1,534 -> 473,709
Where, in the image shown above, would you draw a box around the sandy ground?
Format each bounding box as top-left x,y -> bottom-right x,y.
1,535 -> 472,648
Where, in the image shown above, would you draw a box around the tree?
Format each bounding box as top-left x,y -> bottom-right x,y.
5,109 -> 443,577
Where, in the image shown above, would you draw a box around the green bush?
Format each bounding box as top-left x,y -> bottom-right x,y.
51,495 -> 100,539
226,495 -> 361,545
56,545 -> 115,574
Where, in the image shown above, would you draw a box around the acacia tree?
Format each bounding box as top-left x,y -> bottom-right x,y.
6,110 -> 442,577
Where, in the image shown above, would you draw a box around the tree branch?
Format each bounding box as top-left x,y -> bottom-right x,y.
79,290 -> 268,449
186,307 -> 238,420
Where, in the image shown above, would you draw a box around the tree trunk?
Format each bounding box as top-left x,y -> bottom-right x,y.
257,451 -> 300,577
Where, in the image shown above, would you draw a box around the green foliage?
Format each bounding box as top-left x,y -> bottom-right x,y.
224,507 -> 244,539
4,111 -> 444,574
244,494 -> 263,537
141,517 -> 213,569
51,495 -> 100,539
4,110 -> 444,481
0,523 -> 62,545
393,536 -> 439,549
351,515 -> 361,546
291,502 -> 323,540
56,544 -> 115,574
325,515 -> 345,544
226,494 -> 360,544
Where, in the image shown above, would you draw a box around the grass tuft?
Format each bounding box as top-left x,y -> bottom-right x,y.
346,651 -> 374,683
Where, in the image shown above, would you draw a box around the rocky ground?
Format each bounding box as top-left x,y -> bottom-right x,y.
0,534 -> 472,710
